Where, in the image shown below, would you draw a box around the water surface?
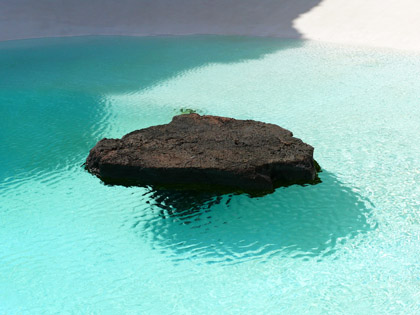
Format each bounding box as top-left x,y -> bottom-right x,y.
1,36 -> 419,314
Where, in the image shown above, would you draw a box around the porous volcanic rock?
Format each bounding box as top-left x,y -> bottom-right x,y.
85,114 -> 319,194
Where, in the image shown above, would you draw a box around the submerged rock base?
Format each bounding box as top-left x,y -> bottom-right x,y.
85,114 -> 320,194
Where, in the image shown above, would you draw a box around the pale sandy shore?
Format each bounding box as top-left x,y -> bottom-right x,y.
1,0 -> 420,52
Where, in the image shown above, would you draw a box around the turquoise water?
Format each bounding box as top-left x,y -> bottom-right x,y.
1,36 -> 420,314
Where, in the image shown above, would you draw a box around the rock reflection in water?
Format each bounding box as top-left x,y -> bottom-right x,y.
130,171 -> 376,264
146,189 -> 230,221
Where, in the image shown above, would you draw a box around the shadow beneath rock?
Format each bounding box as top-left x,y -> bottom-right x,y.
129,170 -> 377,264
145,189 -> 228,220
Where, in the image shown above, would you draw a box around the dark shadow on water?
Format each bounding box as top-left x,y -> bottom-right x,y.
0,35 -> 304,181
0,35 -> 305,94
129,171 -> 377,264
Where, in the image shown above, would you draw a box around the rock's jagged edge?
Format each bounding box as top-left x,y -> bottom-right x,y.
85,114 -> 321,196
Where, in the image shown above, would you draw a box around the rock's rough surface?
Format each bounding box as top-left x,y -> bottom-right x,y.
85,114 -> 319,193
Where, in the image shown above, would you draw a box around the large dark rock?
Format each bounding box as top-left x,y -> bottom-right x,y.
85,114 -> 320,194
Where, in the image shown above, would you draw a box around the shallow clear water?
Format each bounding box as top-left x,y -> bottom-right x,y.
1,36 -> 420,314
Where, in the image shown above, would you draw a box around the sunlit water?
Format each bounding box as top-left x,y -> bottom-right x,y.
1,36 -> 420,314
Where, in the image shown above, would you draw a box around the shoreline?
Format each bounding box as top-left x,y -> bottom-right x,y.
1,0 -> 420,52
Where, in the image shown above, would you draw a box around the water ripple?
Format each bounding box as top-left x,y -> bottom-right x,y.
1,36 -> 420,314
124,170 -> 376,264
